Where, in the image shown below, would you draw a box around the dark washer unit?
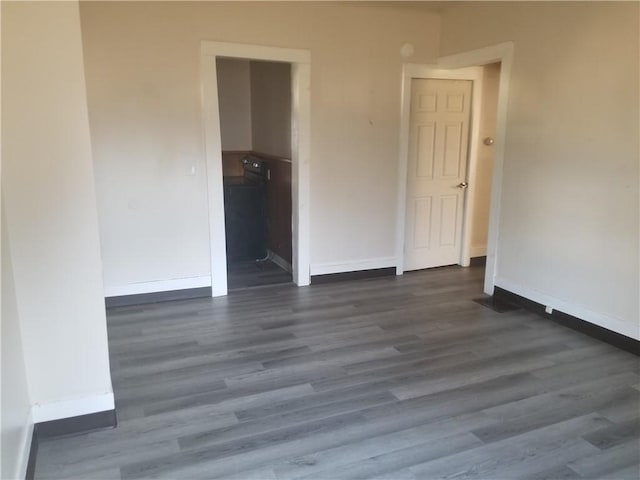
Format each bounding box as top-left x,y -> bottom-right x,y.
223,155 -> 268,262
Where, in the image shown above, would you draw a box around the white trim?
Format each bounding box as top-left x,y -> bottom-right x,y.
200,41 -> 311,296
31,392 -> 115,423
13,417 -> 33,480
470,245 -> 487,258
269,250 -> 293,274
495,277 -> 640,340
201,42 -> 309,64
438,42 -> 515,295
290,61 -> 311,286
104,276 -> 212,298
201,52 -> 228,297
310,257 -> 397,276
396,64 -> 483,273
395,64 -> 412,276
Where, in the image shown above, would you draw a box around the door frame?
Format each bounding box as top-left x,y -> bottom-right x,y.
200,41 -> 311,296
395,42 -> 514,295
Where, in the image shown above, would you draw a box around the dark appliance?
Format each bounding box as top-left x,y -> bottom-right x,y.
223,156 -> 268,262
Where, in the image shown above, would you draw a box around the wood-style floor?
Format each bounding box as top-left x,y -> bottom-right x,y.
35,265 -> 640,479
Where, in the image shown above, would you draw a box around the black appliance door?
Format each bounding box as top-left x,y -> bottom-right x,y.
224,183 -> 267,261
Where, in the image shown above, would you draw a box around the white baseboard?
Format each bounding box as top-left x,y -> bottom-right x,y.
104,276 -> 211,298
31,391 -> 115,423
495,277 -> 640,340
310,257 -> 397,276
470,245 -> 487,258
269,250 -> 292,273
14,416 -> 33,480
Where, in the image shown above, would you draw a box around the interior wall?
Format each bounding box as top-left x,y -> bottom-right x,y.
1,203 -> 32,480
1,1 -> 114,419
217,58 -> 252,151
440,2 -> 639,338
470,62 -> 500,256
250,60 -> 292,159
79,1 -> 441,291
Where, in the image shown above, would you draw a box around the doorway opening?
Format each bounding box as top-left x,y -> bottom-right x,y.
396,43 -> 513,295
201,42 -> 311,296
217,58 -> 294,290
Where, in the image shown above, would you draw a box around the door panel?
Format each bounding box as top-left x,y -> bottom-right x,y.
404,78 -> 472,271
443,122 -> 464,177
416,124 -> 436,178
439,195 -> 459,247
413,197 -> 433,249
419,93 -> 437,111
446,93 -> 465,112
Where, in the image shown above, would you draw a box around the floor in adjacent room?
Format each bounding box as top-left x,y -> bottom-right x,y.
227,259 -> 292,291
34,265 -> 640,479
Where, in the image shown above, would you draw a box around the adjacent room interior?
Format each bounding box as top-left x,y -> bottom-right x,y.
2,1 -> 638,480
217,57 -> 294,290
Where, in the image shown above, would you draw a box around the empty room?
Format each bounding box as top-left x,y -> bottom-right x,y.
2,1 -> 638,479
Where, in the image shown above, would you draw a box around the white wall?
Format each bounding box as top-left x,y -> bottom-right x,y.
79,1 -> 441,291
217,57 -> 292,158
217,58 -> 292,158
1,204 -> 32,480
1,1 -> 114,421
250,60 -> 292,159
470,63 -> 500,257
440,2 -> 640,338
217,58 -> 252,151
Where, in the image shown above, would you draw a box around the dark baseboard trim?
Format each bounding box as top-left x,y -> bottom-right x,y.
311,267 -> 396,285
493,286 -> 639,356
105,287 -> 212,308
36,409 -> 117,439
24,410 -> 117,480
473,295 -> 521,313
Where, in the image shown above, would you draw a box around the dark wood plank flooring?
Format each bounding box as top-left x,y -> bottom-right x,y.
34,265 -> 640,479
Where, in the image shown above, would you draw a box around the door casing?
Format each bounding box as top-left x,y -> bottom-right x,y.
396,42 -> 514,296
200,41 -> 311,296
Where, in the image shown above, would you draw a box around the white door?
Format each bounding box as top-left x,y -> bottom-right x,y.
404,78 -> 472,271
